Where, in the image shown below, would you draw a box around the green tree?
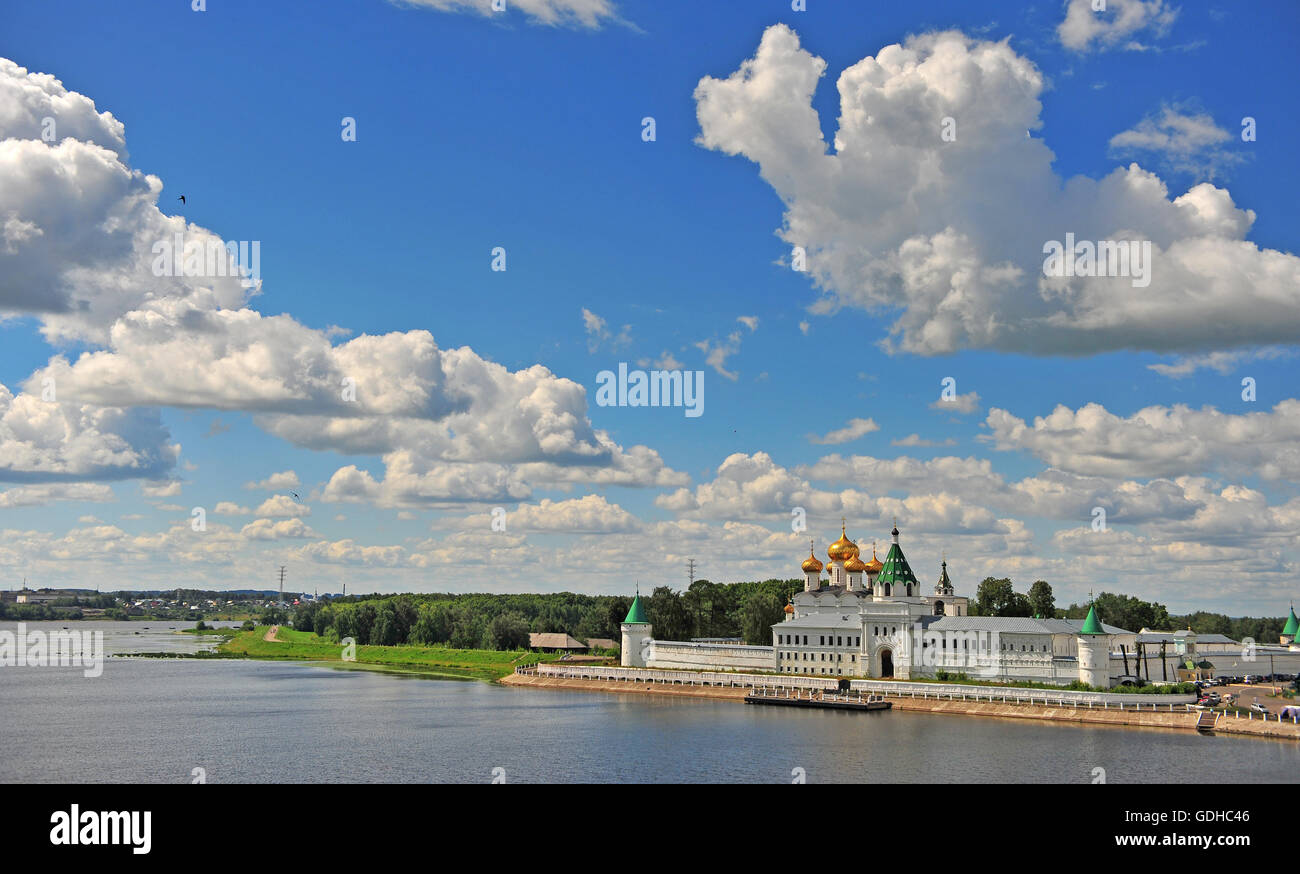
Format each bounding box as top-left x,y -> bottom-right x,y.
972,578 -> 1018,616
1027,580 -> 1055,619
353,603 -> 377,645
1092,592 -> 1169,632
487,611 -> 530,651
740,590 -> 785,645
293,601 -> 320,632
647,586 -> 694,642
603,597 -> 631,639
260,605 -> 288,626
371,601 -> 400,646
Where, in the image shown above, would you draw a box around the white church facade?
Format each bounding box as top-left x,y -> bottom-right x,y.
622,522 -> 1134,688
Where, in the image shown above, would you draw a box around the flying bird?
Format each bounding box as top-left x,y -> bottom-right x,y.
177,195 -> 186,205
290,492 -> 302,503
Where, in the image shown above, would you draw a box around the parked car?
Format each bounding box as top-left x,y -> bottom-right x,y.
1250,702 -> 1269,714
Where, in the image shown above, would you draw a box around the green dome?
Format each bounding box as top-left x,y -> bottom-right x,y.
1079,605 -> 1106,636
623,594 -> 648,625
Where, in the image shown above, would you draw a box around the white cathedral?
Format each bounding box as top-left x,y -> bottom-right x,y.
622,522 -> 1129,688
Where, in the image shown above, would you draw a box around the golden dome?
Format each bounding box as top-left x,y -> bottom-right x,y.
864,542 -> 884,573
783,602 -> 795,614
827,522 -> 855,561
800,541 -> 823,573
844,555 -> 869,573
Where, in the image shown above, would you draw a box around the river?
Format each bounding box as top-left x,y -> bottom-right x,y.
2,621 -> 1296,783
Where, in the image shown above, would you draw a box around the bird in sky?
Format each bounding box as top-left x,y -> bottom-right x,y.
290,492 -> 302,503
177,195 -> 185,205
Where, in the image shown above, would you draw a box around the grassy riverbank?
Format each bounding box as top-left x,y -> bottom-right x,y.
217,626 -> 564,681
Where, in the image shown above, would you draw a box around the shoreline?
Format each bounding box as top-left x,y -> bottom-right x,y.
499,671 -> 1300,742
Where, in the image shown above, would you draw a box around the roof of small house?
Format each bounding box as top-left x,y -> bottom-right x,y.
528,633 -> 588,650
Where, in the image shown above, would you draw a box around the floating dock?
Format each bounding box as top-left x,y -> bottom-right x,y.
744,688 -> 892,712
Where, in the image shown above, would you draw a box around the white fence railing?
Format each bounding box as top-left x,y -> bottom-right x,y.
845,678 -> 1195,708
525,663 -> 824,689
521,663 -> 1198,708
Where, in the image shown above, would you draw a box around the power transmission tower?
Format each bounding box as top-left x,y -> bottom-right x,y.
686,559 -> 697,587
278,566 -> 286,605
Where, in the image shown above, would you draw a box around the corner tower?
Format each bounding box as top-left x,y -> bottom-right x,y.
620,592 -> 652,668
1077,604 -> 1110,688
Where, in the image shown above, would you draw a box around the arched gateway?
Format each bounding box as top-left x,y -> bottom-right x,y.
879,648 -> 894,678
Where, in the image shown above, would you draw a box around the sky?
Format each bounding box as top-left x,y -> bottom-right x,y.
0,0 -> 1297,614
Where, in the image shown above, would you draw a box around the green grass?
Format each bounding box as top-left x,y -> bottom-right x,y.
217,626 -> 566,681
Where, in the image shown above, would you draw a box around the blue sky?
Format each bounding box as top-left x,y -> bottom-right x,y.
0,0 -> 1297,614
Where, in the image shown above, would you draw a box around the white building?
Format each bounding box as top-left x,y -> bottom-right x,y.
622,522 -> 1144,688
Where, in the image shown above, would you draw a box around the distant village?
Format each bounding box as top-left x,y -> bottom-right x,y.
0,585 -> 320,620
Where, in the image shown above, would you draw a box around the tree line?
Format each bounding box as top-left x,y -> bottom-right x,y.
289,579 -> 802,650
970,577 -> 1286,642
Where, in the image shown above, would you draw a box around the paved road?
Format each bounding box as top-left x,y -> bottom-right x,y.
1213,681 -> 1287,714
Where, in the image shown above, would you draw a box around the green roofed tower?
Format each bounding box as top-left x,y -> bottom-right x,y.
1079,604 -> 1106,635
876,525 -> 919,595
623,593 -> 649,625
620,590 -> 653,668
1281,605 -> 1298,644
1076,603 -> 1110,687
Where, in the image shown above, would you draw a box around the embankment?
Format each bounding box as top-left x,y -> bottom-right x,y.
499,672 -> 1300,740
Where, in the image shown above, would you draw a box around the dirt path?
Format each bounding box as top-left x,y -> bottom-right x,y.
263,625 -> 281,642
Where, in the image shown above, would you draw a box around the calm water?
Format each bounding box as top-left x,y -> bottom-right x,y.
0,619 -> 243,655
2,622 -> 1298,783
